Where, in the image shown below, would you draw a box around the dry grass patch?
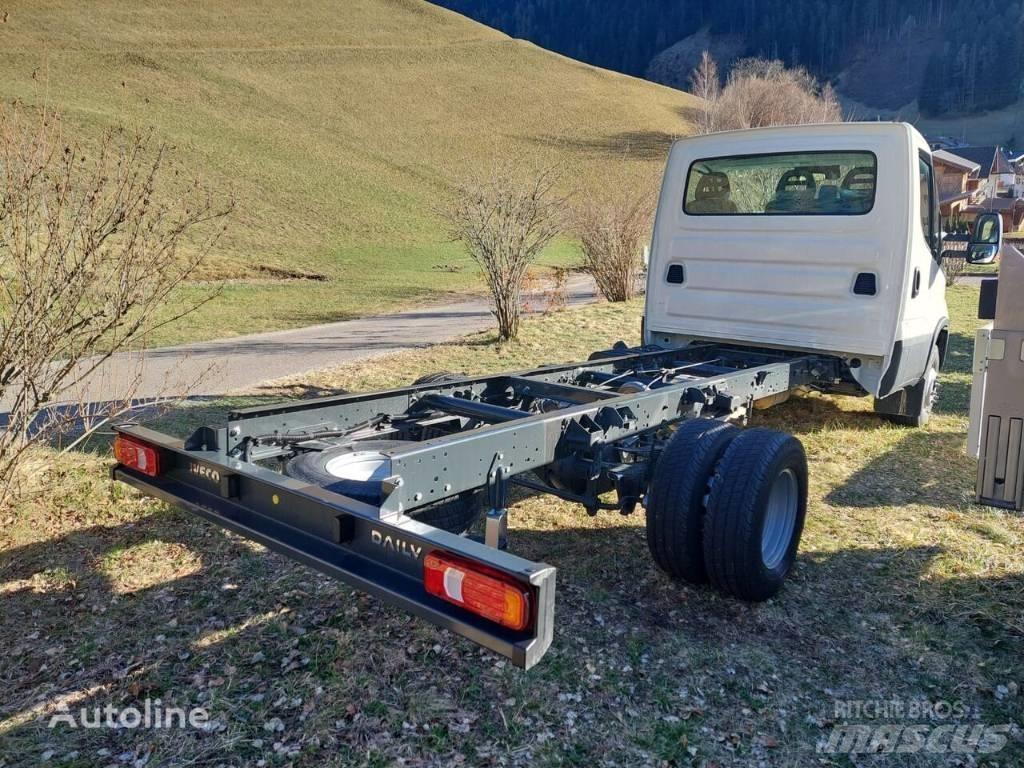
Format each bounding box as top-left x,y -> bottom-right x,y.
99,542 -> 203,596
1,287 -> 1023,766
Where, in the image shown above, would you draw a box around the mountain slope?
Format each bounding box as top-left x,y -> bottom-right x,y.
0,0 -> 697,344
434,0 -> 1024,144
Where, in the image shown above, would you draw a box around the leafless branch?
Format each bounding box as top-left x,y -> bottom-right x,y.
572,184 -> 655,303
0,103 -> 233,508
691,54 -> 843,135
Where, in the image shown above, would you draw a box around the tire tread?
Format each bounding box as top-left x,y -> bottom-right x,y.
646,419 -> 738,582
703,428 -> 807,601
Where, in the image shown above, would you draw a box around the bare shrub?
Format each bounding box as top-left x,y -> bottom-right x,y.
542,266 -> 569,312
692,55 -> 842,134
441,168 -> 564,341
0,104 -> 232,508
941,253 -> 968,285
573,186 -> 654,303
521,265 -> 568,315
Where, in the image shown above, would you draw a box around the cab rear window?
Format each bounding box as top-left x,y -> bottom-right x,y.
684,151 -> 877,216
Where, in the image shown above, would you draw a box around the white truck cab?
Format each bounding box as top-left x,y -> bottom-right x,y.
645,122 -> 956,425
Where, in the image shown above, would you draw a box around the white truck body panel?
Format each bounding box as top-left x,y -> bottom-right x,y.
645,123 -> 948,397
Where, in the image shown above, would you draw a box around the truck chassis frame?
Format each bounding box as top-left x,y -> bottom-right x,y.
114,343 -> 838,668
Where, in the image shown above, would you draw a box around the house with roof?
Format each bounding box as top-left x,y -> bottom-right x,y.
933,145 -> 1024,233
933,149 -> 982,221
963,196 -> 1024,233
950,146 -> 1018,198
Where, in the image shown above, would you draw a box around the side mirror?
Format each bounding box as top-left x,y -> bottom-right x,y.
966,243 -> 999,265
967,212 -> 1002,264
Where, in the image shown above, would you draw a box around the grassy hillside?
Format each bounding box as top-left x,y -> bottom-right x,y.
0,0 -> 697,344
842,94 -> 1024,149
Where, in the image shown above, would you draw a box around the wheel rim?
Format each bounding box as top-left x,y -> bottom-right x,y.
762,468 -> 798,570
323,450 -> 392,483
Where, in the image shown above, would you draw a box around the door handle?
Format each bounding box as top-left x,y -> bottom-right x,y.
912,268 -> 921,298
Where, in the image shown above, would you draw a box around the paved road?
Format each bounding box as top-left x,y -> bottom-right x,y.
61,274 -> 599,405
959,274 -> 995,286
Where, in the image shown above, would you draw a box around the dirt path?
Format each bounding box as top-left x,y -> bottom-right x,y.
68,274 -> 599,405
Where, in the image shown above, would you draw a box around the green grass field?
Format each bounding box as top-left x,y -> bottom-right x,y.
1,285 -> 1022,765
842,93 -> 1024,148
0,0 -> 696,345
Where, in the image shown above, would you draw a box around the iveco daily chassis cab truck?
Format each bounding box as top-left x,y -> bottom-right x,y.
112,123 -> 1002,669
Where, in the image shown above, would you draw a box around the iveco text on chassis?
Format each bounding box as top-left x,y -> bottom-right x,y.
113,124 -> 1003,668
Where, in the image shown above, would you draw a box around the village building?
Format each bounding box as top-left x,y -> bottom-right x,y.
933,149 -> 982,222
934,146 -> 1024,234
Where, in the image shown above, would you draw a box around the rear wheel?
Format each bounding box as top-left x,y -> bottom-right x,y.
645,419 -> 739,583
285,440 -> 482,534
702,428 -> 808,601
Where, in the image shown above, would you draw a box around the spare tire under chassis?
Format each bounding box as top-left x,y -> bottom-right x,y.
285,440 -> 483,534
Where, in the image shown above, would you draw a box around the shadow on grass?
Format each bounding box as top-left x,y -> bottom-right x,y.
519,130 -> 680,161
243,383 -> 347,400
752,394 -> 884,434
935,378 -> 972,415
823,427 -> 972,509
945,331 -> 977,371
934,330 -> 977,415
1,499 -> 1021,762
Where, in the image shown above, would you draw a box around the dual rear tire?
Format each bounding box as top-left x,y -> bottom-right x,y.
646,420 -> 808,601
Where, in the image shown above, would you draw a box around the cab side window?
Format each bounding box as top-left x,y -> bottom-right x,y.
918,153 -> 940,261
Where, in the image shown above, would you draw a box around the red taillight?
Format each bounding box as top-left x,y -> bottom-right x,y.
423,552 -> 532,631
113,435 -> 164,477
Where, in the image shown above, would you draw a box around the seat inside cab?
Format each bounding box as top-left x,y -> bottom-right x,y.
686,172 -> 738,214
684,156 -> 877,216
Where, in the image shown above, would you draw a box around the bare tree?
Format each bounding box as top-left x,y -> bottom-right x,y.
689,51 -> 721,134
0,104 -> 232,508
691,55 -> 843,134
441,168 -> 564,341
573,187 -> 654,302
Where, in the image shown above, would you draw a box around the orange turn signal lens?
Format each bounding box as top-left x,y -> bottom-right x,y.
113,435 -> 164,477
423,552 -> 532,631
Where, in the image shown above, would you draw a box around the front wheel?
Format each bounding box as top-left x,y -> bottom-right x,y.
874,345 -> 940,428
